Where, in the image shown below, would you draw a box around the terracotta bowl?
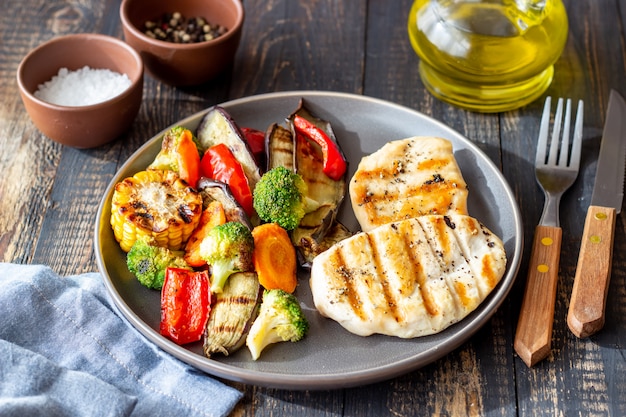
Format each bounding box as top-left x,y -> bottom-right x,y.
17,34 -> 144,148
120,0 -> 244,86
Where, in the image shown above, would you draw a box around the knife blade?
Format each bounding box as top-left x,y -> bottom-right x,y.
567,89 -> 626,338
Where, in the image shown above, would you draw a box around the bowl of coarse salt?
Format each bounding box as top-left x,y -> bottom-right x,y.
17,33 -> 143,148
120,0 -> 243,86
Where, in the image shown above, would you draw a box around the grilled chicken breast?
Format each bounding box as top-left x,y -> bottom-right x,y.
309,214 -> 506,338
350,137 -> 469,232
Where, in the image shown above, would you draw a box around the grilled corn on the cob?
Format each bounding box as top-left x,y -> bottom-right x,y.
111,169 -> 203,252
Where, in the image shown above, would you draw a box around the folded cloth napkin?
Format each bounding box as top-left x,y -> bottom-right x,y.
0,263 -> 242,417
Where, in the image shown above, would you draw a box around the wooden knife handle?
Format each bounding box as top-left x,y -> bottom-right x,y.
567,205 -> 616,338
514,225 -> 562,367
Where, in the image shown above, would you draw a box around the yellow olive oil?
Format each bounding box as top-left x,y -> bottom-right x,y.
408,0 -> 568,112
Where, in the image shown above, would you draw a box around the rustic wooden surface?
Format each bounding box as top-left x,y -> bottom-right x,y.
2,0 -> 625,415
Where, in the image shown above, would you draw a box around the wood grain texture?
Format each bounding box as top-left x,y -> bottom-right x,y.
568,206 -> 616,338
2,0 -> 626,416
515,225 -> 562,367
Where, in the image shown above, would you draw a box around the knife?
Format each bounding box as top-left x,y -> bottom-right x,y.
567,89 -> 626,338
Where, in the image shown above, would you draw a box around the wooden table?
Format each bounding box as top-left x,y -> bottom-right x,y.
2,0 -> 625,415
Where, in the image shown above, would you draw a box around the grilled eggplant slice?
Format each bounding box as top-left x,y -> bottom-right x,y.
295,220 -> 354,267
204,271 -> 262,357
196,177 -> 254,228
287,100 -> 347,261
265,123 -> 295,171
196,106 -> 263,192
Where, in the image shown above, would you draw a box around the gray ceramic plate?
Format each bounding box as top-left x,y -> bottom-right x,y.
95,91 -> 523,390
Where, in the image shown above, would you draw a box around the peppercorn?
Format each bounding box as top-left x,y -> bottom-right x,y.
143,12 -> 228,44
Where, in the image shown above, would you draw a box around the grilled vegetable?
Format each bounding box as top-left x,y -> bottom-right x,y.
288,102 -> 346,208
200,143 -> 254,217
198,221 -> 255,294
265,123 -> 294,171
245,289 -> 309,360
183,200 -> 227,267
293,114 -> 347,181
160,268 -> 211,345
126,238 -> 191,289
251,223 -> 297,293
241,126 -> 266,168
286,101 -> 347,261
197,178 -> 253,228
204,271 -> 262,357
147,126 -> 201,188
110,169 -> 203,252
196,106 -> 262,192
252,166 -> 321,231
295,220 -> 354,268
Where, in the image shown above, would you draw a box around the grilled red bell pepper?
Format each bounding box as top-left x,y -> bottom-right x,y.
241,127 -> 266,167
200,143 -> 255,217
160,268 -> 211,345
293,115 -> 347,181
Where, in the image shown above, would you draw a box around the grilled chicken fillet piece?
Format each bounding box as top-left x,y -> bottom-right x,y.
310,214 -> 506,338
350,137 -> 469,232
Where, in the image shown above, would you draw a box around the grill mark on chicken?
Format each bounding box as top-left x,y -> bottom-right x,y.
327,249 -> 366,321
350,137 -> 469,232
353,174 -> 462,221
366,230 -> 403,324
399,221 -> 439,318
482,255 -> 498,289
449,216 -> 502,295
421,216 -> 476,313
310,214 -> 506,338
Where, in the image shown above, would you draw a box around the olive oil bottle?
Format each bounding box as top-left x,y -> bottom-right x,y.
408,0 -> 568,112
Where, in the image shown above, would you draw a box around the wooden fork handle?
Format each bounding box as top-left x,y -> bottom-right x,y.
514,225 -> 562,367
567,205 -> 616,338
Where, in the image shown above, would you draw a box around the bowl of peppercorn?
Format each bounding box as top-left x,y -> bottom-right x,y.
120,0 -> 244,86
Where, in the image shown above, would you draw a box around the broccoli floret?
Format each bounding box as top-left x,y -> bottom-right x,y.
252,166 -> 321,230
126,238 -> 190,289
199,221 -> 254,293
245,289 -> 309,360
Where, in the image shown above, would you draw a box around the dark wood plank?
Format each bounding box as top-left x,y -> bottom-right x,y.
231,0 -> 367,97
0,1 -> 74,267
2,0 -> 625,415
359,1 -> 517,416
508,1 -> 626,416
224,0 -> 367,414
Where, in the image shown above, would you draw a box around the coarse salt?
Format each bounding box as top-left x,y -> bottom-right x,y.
34,66 -> 132,107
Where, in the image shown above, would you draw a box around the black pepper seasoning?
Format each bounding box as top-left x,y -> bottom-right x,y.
143,12 -> 228,44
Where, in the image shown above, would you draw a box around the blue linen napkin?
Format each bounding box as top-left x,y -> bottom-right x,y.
0,263 -> 242,417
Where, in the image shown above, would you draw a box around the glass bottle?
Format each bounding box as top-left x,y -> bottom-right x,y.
408,0 -> 568,112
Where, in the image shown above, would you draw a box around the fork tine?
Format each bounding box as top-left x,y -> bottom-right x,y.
548,98 -> 564,166
557,99 -> 572,166
570,100 -> 584,171
536,96 -> 552,166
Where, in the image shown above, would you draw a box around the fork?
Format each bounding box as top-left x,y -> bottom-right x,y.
514,97 -> 584,367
